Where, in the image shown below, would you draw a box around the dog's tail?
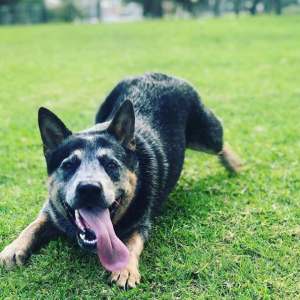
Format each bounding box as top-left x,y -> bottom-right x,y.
218,142 -> 241,174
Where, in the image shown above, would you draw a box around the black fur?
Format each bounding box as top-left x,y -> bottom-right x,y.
95,73 -> 224,241
42,73 -> 225,243
1,73 -> 239,287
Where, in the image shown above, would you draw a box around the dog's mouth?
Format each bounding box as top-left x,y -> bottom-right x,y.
63,197 -> 122,248
63,196 -> 129,271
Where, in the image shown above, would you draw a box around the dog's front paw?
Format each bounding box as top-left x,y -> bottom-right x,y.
0,241 -> 31,268
108,265 -> 141,290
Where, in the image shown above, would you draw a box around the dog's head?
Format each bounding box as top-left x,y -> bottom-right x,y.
38,100 -> 138,271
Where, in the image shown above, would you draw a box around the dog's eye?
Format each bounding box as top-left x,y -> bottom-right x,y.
107,162 -> 118,169
61,156 -> 80,170
62,162 -> 74,169
61,158 -> 78,169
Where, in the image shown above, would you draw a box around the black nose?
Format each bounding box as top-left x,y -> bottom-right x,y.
75,182 -> 103,209
77,182 -> 102,198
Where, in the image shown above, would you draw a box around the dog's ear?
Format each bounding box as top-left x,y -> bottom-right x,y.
38,107 -> 72,157
108,100 -> 135,150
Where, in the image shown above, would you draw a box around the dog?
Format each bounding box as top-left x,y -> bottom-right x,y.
0,73 -> 240,289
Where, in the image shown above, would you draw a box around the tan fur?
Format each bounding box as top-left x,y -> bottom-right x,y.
112,170 -> 137,225
98,149 -> 107,157
114,124 -> 136,150
109,232 -> 143,289
128,139 -> 136,151
73,149 -> 82,158
47,175 -> 68,220
219,142 -> 241,173
0,214 -> 52,267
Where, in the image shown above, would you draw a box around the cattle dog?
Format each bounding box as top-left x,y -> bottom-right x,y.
0,73 -> 240,289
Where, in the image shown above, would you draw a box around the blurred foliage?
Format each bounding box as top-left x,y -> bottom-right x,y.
0,0 -> 82,24
47,0 -> 82,22
123,0 -> 163,17
0,0 -> 299,25
0,0 -> 43,4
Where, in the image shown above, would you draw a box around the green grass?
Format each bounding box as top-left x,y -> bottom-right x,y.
0,15 -> 300,299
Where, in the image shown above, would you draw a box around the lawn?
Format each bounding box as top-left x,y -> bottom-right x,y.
0,15 -> 300,299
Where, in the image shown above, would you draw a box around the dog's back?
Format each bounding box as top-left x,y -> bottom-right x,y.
96,73 -> 226,224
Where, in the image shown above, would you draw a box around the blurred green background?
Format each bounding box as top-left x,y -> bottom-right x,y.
0,0 -> 300,25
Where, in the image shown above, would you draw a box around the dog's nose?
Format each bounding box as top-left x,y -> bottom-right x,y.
74,181 -> 103,209
77,182 -> 102,198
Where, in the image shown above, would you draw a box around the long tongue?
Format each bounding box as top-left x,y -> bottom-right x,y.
79,208 -> 129,271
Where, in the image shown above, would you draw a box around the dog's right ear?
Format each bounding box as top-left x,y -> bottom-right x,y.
107,100 -> 135,150
38,107 -> 72,157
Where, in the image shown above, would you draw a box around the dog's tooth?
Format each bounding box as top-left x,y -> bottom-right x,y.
75,210 -> 85,230
80,237 -> 97,244
85,239 -> 97,244
75,210 -> 79,221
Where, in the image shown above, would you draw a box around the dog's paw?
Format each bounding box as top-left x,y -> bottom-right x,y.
108,266 -> 141,290
0,241 -> 31,268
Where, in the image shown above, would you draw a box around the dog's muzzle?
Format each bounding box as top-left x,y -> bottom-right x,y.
73,181 -> 107,210
63,182 -> 123,251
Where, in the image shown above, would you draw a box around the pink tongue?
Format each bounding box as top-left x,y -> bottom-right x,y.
79,208 -> 129,271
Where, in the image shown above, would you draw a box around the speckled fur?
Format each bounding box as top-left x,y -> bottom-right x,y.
0,73 -> 240,288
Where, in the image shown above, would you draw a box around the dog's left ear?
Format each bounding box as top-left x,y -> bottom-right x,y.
38,107 -> 72,157
108,99 -> 135,150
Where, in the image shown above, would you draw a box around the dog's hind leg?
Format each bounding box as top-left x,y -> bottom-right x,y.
186,100 -> 241,173
0,213 -> 61,267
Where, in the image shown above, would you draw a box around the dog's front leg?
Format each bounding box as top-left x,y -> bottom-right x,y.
108,232 -> 144,290
0,213 -> 61,267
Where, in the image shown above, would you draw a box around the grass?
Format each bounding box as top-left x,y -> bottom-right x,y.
0,15 -> 300,299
